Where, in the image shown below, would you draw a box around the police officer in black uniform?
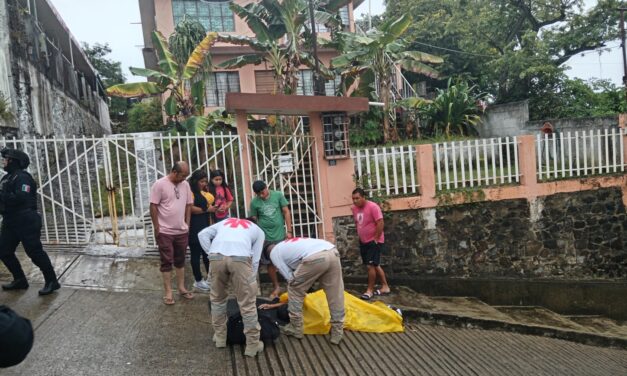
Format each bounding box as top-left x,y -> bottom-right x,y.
0,148 -> 60,295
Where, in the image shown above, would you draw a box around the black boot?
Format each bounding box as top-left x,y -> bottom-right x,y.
2,278 -> 29,291
38,280 -> 60,296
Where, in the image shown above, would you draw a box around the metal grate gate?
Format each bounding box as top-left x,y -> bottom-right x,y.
246,120 -> 324,238
0,133 -> 245,248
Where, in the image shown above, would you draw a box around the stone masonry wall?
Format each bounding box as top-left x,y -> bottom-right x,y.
334,188 -> 627,279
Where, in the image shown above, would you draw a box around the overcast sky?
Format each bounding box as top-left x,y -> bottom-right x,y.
49,0 -> 622,86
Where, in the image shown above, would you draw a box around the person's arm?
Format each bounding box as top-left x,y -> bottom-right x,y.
373,219 -> 384,243
249,200 -> 258,223
224,187 -> 234,209
150,203 -> 160,239
185,204 -> 192,227
282,206 -> 293,239
251,227 -> 265,275
1,173 -> 32,206
198,226 -> 217,254
258,301 -> 286,310
270,250 -> 294,283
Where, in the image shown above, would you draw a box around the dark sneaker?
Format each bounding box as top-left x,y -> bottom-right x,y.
2,278 -> 29,290
38,281 -> 61,296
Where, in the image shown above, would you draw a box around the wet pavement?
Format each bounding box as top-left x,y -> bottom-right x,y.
1,248 -> 626,375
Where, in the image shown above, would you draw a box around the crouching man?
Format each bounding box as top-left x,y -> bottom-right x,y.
198,218 -> 265,357
266,237 -> 345,345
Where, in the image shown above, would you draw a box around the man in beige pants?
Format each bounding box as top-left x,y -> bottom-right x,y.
266,237 -> 345,345
198,218 -> 265,357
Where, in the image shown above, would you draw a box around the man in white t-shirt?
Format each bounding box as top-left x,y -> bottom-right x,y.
198,218 -> 265,357
266,237 -> 345,345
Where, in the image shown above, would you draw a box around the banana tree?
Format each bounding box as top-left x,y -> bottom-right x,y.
330,14 -> 443,143
216,0 -> 350,95
107,30 -> 218,135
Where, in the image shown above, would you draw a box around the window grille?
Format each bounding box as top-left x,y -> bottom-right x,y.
205,72 -> 240,107
172,0 -> 235,32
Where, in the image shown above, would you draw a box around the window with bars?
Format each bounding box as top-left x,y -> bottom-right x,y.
316,6 -> 350,32
172,0 -> 235,32
296,70 -> 341,96
205,72 -> 240,107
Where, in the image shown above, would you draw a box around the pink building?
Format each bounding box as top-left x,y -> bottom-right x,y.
138,0 -> 363,109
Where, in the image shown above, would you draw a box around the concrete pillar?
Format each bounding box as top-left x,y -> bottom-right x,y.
308,111 -> 355,242
415,144 -> 437,206
518,135 -> 539,195
235,110 -> 252,214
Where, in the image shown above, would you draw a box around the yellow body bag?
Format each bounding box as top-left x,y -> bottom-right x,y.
279,290 -> 404,334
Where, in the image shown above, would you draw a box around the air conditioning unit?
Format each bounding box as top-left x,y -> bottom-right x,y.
321,112 -> 350,159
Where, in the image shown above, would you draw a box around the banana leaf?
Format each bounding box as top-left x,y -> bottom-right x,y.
129,67 -> 173,81
191,80 -> 205,115
399,59 -> 441,78
218,54 -> 265,69
106,82 -> 161,98
401,51 -> 444,64
152,31 -> 179,77
182,32 -> 218,79
164,95 -> 178,116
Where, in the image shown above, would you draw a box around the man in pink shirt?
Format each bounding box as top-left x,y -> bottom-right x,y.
150,161 -> 194,305
351,188 -> 390,300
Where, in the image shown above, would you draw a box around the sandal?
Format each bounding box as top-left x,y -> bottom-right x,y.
163,296 -> 175,305
360,292 -> 373,301
374,289 -> 391,296
178,291 -> 194,300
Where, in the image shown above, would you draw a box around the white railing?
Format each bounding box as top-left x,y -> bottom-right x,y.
536,128 -> 626,181
352,145 -> 419,197
434,137 -> 520,191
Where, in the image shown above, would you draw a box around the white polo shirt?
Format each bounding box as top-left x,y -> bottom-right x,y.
269,237 -> 335,282
198,218 -> 265,274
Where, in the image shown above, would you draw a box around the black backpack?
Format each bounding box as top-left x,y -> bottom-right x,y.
224,298 -> 280,345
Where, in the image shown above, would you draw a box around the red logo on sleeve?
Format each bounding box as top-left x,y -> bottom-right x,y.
223,218 -> 251,229
285,237 -> 305,243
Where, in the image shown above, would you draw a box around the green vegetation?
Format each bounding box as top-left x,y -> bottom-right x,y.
0,92 -> 14,122
381,0 -> 626,120
82,43 -> 128,130
331,14 -> 442,143
126,98 -> 164,133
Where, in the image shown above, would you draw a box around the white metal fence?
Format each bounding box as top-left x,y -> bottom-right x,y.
0,133 -> 244,247
536,128 -> 626,181
352,145 -> 419,197
434,137 -> 520,191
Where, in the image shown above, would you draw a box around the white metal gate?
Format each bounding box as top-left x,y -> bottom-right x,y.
0,132 -> 245,247
246,121 -> 324,238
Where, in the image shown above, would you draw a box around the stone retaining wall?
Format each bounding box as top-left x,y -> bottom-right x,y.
334,188 -> 627,279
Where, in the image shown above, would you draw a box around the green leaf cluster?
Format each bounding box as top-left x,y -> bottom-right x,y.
216,0 -> 350,94
330,14 -> 442,143
126,98 -> 164,133
382,0 -> 627,119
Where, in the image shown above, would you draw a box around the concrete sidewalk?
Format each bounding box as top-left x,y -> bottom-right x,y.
1,249 -> 626,375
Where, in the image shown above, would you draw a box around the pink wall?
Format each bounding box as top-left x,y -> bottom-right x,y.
321,133 -> 627,241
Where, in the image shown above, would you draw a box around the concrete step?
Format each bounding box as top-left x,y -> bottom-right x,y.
566,315 -> 627,338
492,306 -> 589,331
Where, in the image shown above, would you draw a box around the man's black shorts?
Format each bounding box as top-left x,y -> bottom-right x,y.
360,241 -> 384,266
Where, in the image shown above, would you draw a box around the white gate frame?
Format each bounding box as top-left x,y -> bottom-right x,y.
245,119 -> 325,238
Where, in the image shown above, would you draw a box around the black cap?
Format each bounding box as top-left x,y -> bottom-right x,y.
252,180 -> 267,194
1,148 -> 30,169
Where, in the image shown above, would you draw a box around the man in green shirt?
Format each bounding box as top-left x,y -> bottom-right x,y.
249,180 -> 293,299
